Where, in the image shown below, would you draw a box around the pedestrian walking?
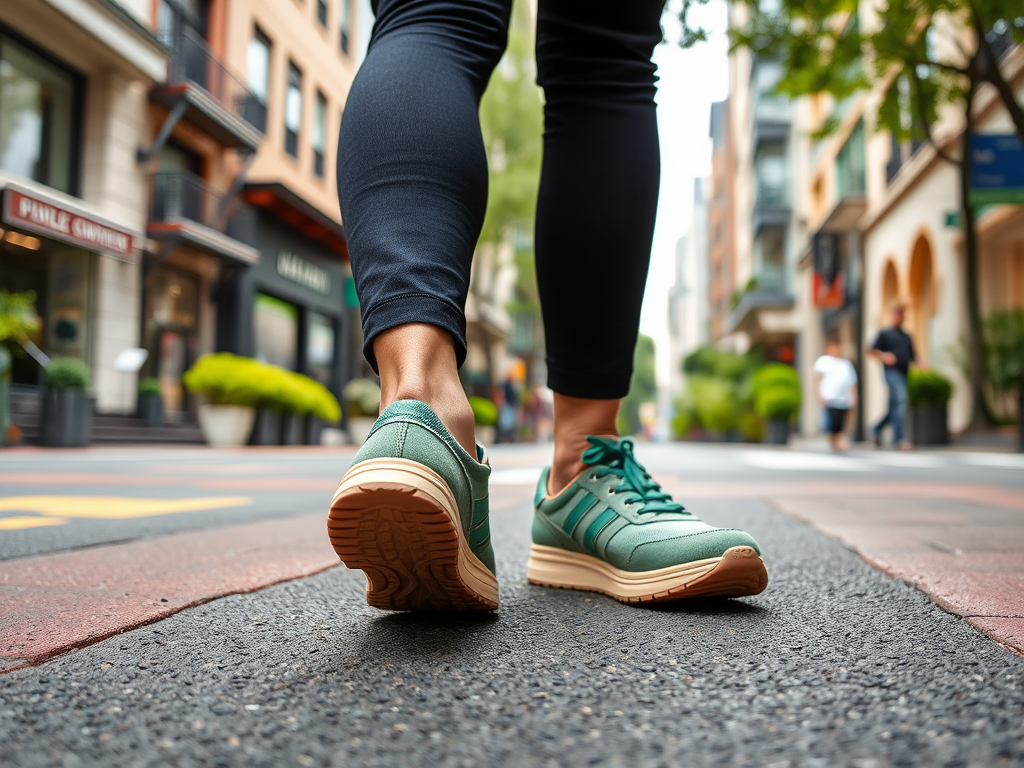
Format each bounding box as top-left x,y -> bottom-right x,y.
813,338 -> 858,452
328,0 -> 767,611
867,303 -> 920,450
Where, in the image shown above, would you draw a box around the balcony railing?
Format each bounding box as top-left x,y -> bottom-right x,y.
752,263 -> 789,295
159,28 -> 264,133
149,171 -> 256,246
754,94 -> 791,124
756,183 -> 789,209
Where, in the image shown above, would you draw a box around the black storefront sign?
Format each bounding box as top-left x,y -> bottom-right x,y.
216,212 -> 346,393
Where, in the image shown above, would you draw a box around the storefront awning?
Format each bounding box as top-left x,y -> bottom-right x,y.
0,177 -> 144,264
243,183 -> 348,260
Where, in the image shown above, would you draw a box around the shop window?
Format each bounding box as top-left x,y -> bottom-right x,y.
307,311 -> 335,387
0,35 -> 78,194
0,236 -> 91,386
144,266 -> 200,417
313,91 -> 327,178
254,293 -> 298,370
340,0 -> 351,55
285,62 -> 302,158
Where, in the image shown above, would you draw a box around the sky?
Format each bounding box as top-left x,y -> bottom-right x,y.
641,0 -> 730,386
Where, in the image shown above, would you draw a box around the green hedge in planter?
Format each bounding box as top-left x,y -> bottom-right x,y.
469,396 -> 498,427
44,357 -> 90,391
138,377 -> 161,396
182,353 -> 341,422
752,363 -> 801,420
908,368 -> 953,407
689,376 -> 739,434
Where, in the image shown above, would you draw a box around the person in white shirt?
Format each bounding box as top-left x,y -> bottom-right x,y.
813,339 -> 859,451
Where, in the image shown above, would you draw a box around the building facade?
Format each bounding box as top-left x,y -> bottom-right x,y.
1,0 -> 362,439
1,0 -> 164,414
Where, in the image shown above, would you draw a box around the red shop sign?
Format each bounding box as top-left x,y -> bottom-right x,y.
2,187 -> 141,263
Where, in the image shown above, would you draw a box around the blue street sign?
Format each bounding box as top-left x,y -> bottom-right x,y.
969,134 -> 1024,205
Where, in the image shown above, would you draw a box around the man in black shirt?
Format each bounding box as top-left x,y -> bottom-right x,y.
867,303 -> 920,448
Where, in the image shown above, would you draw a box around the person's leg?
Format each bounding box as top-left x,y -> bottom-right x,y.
533,0 -> 664,493
336,0 -> 511,456
875,370 -> 896,442
892,370 -> 909,446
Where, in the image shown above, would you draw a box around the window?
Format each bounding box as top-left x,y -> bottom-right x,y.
0,35 -> 78,194
837,120 -> 866,198
247,28 -> 271,104
340,0 -> 351,54
307,311 -> 335,387
755,142 -> 788,207
313,91 -> 327,177
254,293 -> 298,370
246,28 -> 271,132
317,0 -> 329,27
285,62 -> 302,158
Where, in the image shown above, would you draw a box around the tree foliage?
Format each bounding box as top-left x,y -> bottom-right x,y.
619,334 -> 658,435
478,3 -> 544,308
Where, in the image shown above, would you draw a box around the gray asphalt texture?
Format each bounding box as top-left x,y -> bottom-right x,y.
3,496 -> 1023,767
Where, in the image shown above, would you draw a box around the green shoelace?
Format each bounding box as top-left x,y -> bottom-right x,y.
581,436 -> 688,515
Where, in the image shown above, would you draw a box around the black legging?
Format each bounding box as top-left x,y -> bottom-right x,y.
337,0 -> 663,399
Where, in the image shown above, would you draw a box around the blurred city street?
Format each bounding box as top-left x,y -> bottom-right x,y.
2,442 -> 1024,767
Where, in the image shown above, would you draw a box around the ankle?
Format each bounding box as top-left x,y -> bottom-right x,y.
374,324 -> 476,456
547,393 -> 620,496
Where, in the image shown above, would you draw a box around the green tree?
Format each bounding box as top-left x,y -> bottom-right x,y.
684,0 -> 1024,426
619,334 -> 657,435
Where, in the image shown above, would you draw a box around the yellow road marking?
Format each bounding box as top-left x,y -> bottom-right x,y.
0,516 -> 69,530
0,496 -> 252,529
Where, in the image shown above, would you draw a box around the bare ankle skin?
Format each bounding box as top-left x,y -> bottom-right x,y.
548,394 -> 620,496
373,324 -> 476,457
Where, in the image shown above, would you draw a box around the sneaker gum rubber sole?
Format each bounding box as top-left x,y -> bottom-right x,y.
525,544 -> 768,604
328,457 -> 499,612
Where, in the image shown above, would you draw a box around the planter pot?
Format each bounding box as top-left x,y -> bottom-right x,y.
476,425 -> 496,446
348,416 -> 376,446
765,417 -> 791,446
909,403 -> 949,446
41,389 -> 93,448
280,411 -> 304,446
304,415 -> 325,446
198,404 -> 255,448
137,392 -> 163,428
249,408 -> 283,446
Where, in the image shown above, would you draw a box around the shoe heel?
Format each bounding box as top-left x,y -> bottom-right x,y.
328,458 -> 498,611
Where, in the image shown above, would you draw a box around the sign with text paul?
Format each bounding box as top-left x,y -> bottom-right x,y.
969,134 -> 1024,206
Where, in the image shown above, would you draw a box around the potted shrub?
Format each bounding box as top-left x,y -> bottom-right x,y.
0,290 -> 40,448
137,377 -> 163,428
182,353 -> 259,447
469,396 -> 498,445
41,357 -> 93,448
907,368 -> 953,446
343,378 -> 381,445
689,375 -> 739,441
753,363 -> 801,445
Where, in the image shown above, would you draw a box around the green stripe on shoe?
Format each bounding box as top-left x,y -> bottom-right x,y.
583,509 -> 618,552
563,495 -> 597,536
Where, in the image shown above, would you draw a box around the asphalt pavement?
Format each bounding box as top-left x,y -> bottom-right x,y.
1,443 -> 1023,767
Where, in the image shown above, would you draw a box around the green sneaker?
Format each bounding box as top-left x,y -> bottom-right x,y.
328,400 -> 498,611
526,436 -> 767,603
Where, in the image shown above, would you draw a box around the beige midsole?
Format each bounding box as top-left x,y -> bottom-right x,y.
526,544 -> 721,598
332,458 -> 499,605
